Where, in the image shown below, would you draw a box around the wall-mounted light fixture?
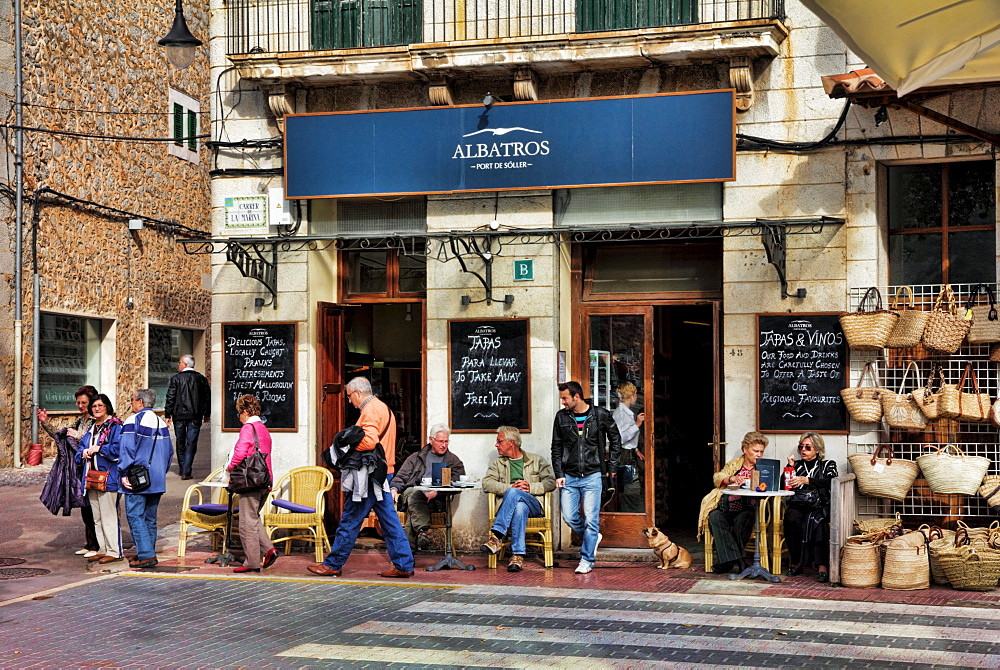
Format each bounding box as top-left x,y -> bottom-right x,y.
874,104 -> 889,127
158,0 -> 203,69
483,92 -> 503,110
128,218 -> 144,231
404,304 -> 413,322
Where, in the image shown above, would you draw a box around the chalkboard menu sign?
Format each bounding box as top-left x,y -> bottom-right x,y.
450,319 -> 531,432
223,322 -> 297,431
757,313 -> 848,434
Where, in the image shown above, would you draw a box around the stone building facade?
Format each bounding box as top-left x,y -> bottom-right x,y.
207,1 -> 999,550
0,0 -> 212,465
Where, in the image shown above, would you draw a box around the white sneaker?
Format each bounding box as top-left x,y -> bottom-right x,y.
575,560 -> 593,574
83,551 -> 99,558
75,549 -> 89,555
595,533 -> 603,554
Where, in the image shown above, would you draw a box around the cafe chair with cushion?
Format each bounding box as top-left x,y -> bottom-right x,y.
702,496 -> 784,572
264,466 -> 335,562
486,490 -> 554,568
178,468 -> 239,557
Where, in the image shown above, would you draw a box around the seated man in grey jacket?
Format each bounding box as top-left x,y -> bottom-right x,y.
390,423 -> 465,550
481,425 -> 556,572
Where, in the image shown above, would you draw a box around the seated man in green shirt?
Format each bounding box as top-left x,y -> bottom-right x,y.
480,425 -> 556,572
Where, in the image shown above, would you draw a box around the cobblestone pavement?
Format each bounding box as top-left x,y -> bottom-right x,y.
2,574 -> 998,668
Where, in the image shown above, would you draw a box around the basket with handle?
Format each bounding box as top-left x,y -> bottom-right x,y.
840,287 -> 898,350
965,283 -> 1000,344
922,284 -> 970,354
840,538 -> 883,588
847,446 -> 919,502
978,475 -> 1000,513
927,533 -> 957,586
880,361 -> 927,431
938,364 -> 991,422
882,541 -> 930,590
886,286 -> 929,348
917,444 -> 991,495
910,364 -> 944,420
940,544 -> 1000,591
840,362 -> 887,423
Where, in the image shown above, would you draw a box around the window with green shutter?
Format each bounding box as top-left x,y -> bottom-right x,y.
169,89 -> 200,164
173,103 -> 185,147
312,0 -> 421,49
576,0 -> 696,32
187,110 -> 197,151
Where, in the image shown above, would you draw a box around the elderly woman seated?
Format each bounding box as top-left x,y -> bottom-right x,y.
697,431 -> 768,574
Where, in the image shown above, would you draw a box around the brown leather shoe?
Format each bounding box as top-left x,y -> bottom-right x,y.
131,558 -> 158,569
87,554 -> 107,562
480,534 -> 503,555
98,556 -> 122,564
307,563 -> 342,577
379,568 -> 414,578
507,555 -> 524,572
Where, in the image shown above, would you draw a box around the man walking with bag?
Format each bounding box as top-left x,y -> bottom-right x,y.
308,377 -> 415,578
119,389 -> 173,569
551,381 -> 622,574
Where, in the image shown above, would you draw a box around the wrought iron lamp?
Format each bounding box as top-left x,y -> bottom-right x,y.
158,0 -> 202,70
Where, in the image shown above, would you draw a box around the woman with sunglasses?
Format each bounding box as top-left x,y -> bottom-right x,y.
75,394 -> 125,564
784,432 -> 838,582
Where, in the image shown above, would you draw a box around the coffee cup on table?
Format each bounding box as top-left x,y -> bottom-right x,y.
421,477 -> 432,487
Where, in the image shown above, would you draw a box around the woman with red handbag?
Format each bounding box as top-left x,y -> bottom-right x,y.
226,394 -> 278,574
75,394 -> 124,564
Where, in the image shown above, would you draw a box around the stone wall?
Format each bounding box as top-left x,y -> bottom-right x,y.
0,0 -> 212,464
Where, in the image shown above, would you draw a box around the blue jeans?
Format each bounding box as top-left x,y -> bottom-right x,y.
173,419 -> 202,477
560,472 -> 602,563
491,488 -> 543,556
125,493 -> 162,560
323,480 -> 414,572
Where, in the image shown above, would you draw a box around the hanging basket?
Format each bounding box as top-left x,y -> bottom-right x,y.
848,446 -> 919,502
841,287 -> 898,350
840,539 -> 883,588
911,364 -> 944,420
880,361 -> 927,431
917,444 -> 991,495
978,475 -> 1000,513
840,362 -> 887,424
965,283 -> 1000,344
886,286 -> 929,348
882,541 -> 930,590
922,284 -> 970,354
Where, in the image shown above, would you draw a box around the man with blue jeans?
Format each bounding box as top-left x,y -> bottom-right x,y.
119,389 -> 173,569
164,354 -> 210,481
552,381 -> 622,574
481,426 -> 556,572
308,376 -> 414,578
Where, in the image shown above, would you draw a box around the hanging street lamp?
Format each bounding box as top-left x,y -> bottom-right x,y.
158,0 -> 202,70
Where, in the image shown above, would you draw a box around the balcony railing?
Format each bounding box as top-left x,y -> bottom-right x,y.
225,0 -> 784,55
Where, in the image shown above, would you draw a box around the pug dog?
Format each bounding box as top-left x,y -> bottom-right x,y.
642,527 -> 692,569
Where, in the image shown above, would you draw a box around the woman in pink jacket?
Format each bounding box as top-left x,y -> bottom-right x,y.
227,394 -> 278,573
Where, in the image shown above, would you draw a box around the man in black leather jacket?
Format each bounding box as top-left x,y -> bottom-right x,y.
164,355 -> 211,480
551,380 -> 621,574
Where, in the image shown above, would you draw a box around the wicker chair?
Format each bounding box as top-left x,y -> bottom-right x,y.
263,466 -> 335,562
486,490 -> 554,568
703,495 -> 784,573
178,468 -> 238,557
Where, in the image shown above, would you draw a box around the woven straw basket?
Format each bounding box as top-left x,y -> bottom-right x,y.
928,535 -> 957,586
841,287 -> 898,350
917,444 -> 991,495
965,283 -> 1000,344
922,285 -> 970,354
939,544 -> 1000,591
840,362 -> 887,424
956,521 -> 1000,546
886,286 -> 929,348
880,361 -> 927,431
848,446 -> 918,502
840,539 -> 882,588
937,364 -> 991,422
978,475 -> 1000,512
882,541 -> 930,590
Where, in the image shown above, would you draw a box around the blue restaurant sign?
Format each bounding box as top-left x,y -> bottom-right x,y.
284,91 -> 735,198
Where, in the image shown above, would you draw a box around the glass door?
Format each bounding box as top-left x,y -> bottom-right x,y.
582,306 -> 654,547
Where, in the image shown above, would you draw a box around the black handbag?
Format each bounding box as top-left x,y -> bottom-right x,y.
789,488 -> 822,509
228,424 -> 271,494
124,431 -> 158,493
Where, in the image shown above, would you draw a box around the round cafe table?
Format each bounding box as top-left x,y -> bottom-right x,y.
414,484 -> 478,571
724,488 -> 793,583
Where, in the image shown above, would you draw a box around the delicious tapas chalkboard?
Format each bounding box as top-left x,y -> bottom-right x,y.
757,313 -> 848,433
450,319 -> 530,432
222,322 -> 297,431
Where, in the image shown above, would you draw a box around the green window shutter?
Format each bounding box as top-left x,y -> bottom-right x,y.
333,0 -> 360,48
173,103 -> 184,147
187,110 -> 197,151
311,0 -> 336,49
390,0 -> 421,45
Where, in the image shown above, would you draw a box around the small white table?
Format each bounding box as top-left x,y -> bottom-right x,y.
723,488 -> 793,583
414,484 -> 478,572
201,481 -> 237,567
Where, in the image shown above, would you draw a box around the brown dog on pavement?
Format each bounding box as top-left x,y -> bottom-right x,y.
642,527 -> 692,569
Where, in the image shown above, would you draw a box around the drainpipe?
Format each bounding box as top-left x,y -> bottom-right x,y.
11,0 -> 24,467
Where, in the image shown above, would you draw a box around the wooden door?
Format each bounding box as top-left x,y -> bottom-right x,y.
317,302 -> 348,526
580,305 -> 655,547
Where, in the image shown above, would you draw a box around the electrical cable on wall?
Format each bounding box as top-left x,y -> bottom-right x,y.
0,122 -> 209,143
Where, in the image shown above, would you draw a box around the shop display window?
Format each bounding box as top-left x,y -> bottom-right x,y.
147,326 -> 195,410
38,314 -> 103,411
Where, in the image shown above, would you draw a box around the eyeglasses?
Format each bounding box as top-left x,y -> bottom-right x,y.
91,403 -> 106,409
798,444 -> 814,450
431,438 -> 450,444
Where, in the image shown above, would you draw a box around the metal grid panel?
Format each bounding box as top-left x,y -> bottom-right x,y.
847,284 -> 999,522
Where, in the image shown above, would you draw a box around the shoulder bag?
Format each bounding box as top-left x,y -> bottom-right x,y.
922,284 -> 970,353
124,428 -> 158,493
886,286 -> 929,348
84,461 -> 109,492
880,361 -> 927,431
965,283 -> 1000,344
839,362 -> 887,423
228,424 -> 272,494
938,363 -> 991,422
911,363 -> 944,420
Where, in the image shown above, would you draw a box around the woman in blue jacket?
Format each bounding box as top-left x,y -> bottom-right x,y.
76,394 -> 124,564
